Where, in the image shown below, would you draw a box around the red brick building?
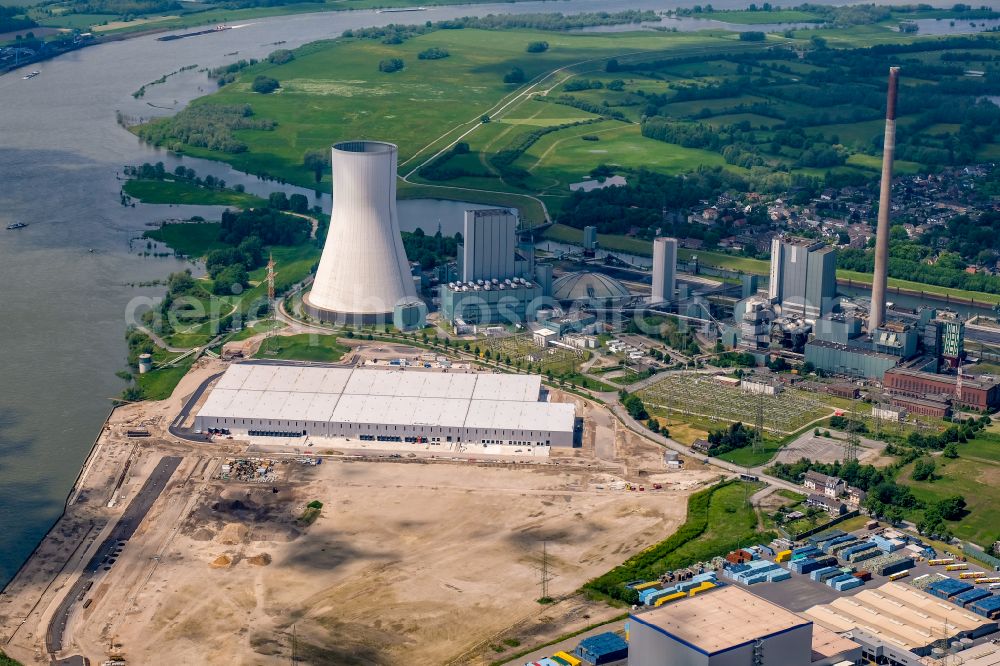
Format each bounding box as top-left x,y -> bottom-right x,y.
883,368 -> 1000,411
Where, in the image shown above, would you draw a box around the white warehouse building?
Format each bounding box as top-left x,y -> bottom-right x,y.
194,364 -> 576,447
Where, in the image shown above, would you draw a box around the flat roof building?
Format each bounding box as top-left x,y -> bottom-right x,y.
801,581 -> 998,656
627,585 -> 860,666
195,364 -> 576,448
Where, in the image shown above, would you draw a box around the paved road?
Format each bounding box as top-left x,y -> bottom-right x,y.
167,372 -> 223,442
611,403 -> 803,495
47,456 -> 182,663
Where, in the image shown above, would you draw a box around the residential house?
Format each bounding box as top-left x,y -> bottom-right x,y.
803,471 -> 845,499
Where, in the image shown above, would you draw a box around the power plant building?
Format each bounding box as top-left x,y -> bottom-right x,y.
195,364 -> 576,447
304,141 -> 419,324
460,209 -> 516,283
768,236 -> 837,320
442,208 -> 547,325
651,237 -> 678,304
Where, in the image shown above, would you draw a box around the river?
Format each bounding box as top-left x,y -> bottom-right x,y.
0,0 -> 973,585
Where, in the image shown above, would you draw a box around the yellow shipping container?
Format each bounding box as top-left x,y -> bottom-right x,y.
946,563 -> 969,571
776,550 -> 792,563
688,582 -> 716,597
654,591 -> 687,607
553,652 -> 581,666
959,572 -> 986,579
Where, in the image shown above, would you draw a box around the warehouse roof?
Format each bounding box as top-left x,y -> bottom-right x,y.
198,364 -> 575,434
954,641 -> 1000,666
810,624 -> 860,663
801,582 -> 991,652
629,585 -> 811,655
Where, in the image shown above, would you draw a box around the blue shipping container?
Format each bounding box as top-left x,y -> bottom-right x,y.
577,632 -> 628,665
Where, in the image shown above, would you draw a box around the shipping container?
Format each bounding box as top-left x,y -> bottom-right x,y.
553,652 -> 581,666
946,563 -> 970,571
888,570 -> 910,581
959,572 -> 987,580
775,550 -> 792,563
928,558 -> 957,566
968,595 -> 1000,620
688,581 -> 715,597
834,577 -> 864,592
954,588 -> 992,607
654,591 -> 687,607
853,570 -> 872,581
576,632 -> 629,665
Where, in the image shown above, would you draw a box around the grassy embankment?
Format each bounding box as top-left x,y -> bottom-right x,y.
896,431 -> 1000,546
254,333 -> 349,362
124,179 -> 266,208
584,480 -> 770,602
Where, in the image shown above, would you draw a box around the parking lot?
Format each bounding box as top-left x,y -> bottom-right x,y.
775,430 -> 886,465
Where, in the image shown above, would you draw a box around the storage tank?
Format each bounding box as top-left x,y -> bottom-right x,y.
138,353 -> 153,374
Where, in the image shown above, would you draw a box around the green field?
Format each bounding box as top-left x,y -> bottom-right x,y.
136,358 -> 193,400
716,439 -> 784,467
124,179 -> 265,208
144,221 -> 229,258
256,333 -> 349,362
898,432 -> 1000,547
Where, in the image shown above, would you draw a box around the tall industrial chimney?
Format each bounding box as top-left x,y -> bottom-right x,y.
305,140 -> 417,323
869,67 -> 900,333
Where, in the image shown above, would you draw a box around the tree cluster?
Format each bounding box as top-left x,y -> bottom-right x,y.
417,47 -> 449,60
706,422 -> 757,456
136,104 -> 275,154
378,58 -> 404,73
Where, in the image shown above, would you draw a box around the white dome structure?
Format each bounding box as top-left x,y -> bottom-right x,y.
304,140 -> 418,323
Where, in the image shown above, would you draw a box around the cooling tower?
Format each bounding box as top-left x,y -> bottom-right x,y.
869,67 -> 900,333
304,141 -> 418,324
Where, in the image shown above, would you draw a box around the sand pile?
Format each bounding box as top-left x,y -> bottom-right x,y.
216,523 -> 248,545
210,554 -> 232,568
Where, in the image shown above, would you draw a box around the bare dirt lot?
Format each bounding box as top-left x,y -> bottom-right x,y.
77,460 -> 712,665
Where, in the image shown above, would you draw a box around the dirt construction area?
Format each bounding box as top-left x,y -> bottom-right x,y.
0,355 -> 719,666
67,458 -> 714,665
